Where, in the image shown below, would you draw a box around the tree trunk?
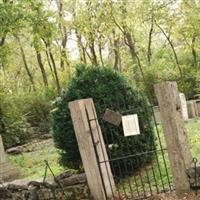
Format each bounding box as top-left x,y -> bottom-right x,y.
110,4 -> 145,81
45,50 -> 54,74
35,48 -> 48,87
124,31 -> 136,58
147,17 -> 154,64
42,38 -> 60,94
98,42 -> 104,66
155,20 -> 183,78
17,37 -> 36,91
0,36 -> 6,47
75,31 -> 87,64
85,1 -> 98,67
42,38 -> 56,81
89,37 -> 98,66
113,34 -> 120,71
191,35 -> 197,68
0,106 -> 6,137
124,30 -> 145,82
56,0 -> 69,70
60,27 -> 69,69
49,49 -> 61,95
72,0 -> 87,64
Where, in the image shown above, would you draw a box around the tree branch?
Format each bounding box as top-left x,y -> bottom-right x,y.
154,20 -> 183,78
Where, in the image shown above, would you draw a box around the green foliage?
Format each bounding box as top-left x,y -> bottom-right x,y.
52,65 -> 155,172
0,45 -> 10,66
0,88 -> 29,148
1,0 -> 200,160
0,1 -> 26,37
21,89 -> 55,133
0,87 -> 56,148
143,57 -> 200,101
8,114 -> 200,184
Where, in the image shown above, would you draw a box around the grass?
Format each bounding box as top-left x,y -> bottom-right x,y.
8,139 -> 65,180
186,118 -> 200,158
7,118 -> 200,191
115,118 -> 200,198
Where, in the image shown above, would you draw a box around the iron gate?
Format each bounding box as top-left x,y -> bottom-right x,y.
86,94 -> 173,200
187,158 -> 200,192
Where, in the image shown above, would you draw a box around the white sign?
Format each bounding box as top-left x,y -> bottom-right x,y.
122,114 -> 140,137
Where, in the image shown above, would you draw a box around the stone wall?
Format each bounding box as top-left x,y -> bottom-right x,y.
0,173 -> 92,200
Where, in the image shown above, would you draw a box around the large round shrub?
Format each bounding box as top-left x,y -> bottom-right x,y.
52,65 -> 155,173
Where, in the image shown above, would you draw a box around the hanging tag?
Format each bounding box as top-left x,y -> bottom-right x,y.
122,114 -> 140,136
103,109 -> 122,126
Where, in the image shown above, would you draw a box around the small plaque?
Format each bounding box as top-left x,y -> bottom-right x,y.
122,114 -> 140,136
103,109 -> 122,126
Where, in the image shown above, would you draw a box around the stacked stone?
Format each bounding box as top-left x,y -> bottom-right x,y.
0,173 -> 91,200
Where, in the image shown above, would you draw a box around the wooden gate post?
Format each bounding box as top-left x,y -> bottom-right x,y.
154,82 -> 192,195
69,98 -> 115,200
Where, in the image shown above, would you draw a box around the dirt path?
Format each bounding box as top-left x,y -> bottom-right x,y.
149,191 -> 200,200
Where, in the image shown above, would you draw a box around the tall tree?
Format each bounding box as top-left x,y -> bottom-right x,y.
16,36 -> 36,91
42,38 -> 61,94
110,0 -> 146,81
56,0 -> 70,70
154,20 -> 183,78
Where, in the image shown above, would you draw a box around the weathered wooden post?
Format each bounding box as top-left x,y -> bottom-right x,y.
196,99 -> 200,116
0,135 -> 19,181
69,98 -> 115,200
154,82 -> 192,195
187,100 -> 196,119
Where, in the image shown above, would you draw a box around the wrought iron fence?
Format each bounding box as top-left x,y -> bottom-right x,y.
187,157 -> 200,194
86,94 -> 174,200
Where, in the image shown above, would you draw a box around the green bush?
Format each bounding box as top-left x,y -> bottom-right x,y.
143,63 -> 200,102
21,89 -> 55,133
0,87 -> 55,148
52,65 -> 155,173
0,89 -> 29,148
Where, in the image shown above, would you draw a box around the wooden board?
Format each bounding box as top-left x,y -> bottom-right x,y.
154,82 -> 192,196
103,108 -> 122,126
69,99 -> 115,200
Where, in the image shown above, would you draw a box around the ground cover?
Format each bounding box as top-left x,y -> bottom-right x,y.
116,118 -> 200,198
7,118 -> 200,198
8,139 -> 65,180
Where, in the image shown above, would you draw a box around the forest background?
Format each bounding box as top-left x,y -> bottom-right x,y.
0,0 -> 200,148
